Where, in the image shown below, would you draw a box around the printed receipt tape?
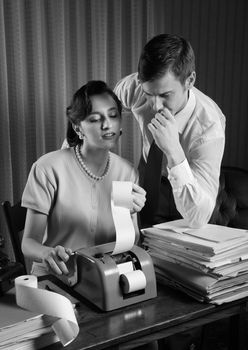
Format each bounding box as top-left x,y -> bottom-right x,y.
112,182 -> 147,293
15,275 -> 79,346
111,181 -> 135,255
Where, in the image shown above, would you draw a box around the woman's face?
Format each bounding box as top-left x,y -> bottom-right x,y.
79,93 -> 121,151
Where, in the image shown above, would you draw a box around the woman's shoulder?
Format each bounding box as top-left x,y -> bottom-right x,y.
33,148 -> 74,169
109,152 -> 138,181
110,152 -> 133,168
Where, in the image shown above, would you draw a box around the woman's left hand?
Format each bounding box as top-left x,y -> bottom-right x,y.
131,183 -> 146,214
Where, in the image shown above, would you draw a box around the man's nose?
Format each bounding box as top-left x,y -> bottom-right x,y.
153,96 -> 164,112
101,116 -> 112,129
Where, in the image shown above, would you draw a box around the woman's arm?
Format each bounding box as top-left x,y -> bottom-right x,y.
22,208 -> 72,275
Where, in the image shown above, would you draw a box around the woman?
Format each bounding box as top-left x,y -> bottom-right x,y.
21,80 -> 146,277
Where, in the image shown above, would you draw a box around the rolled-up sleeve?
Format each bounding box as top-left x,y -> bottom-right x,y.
168,134 -> 225,228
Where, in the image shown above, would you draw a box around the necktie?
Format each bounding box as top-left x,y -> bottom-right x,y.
140,141 -> 163,228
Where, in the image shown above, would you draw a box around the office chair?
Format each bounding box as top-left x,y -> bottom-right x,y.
1,200 -> 27,273
209,166 -> 248,228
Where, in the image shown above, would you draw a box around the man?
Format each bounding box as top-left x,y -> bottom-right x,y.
115,33 -> 226,350
114,33 -> 225,229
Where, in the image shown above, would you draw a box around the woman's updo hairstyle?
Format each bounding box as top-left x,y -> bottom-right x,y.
66,80 -> 122,147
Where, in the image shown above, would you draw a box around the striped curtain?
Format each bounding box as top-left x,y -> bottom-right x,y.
0,0 -> 248,257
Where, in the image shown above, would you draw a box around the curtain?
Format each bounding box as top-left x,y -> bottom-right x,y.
1,0 -> 248,257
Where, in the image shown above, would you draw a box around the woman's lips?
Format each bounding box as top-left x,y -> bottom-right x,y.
102,132 -> 116,139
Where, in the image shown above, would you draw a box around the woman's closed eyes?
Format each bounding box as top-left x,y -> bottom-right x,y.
88,112 -> 118,123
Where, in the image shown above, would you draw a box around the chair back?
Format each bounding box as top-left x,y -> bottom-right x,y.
210,166 -> 248,228
150,166 -> 248,229
1,201 -> 27,272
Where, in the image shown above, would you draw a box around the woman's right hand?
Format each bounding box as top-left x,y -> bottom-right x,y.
22,209 -> 73,276
131,183 -> 146,214
42,245 -> 73,275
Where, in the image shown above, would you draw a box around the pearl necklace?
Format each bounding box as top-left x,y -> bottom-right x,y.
74,144 -> 110,181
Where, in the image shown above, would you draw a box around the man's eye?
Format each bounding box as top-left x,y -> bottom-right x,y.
161,93 -> 171,99
109,114 -> 117,118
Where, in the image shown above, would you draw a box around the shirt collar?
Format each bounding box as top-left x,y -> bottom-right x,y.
175,88 -> 196,134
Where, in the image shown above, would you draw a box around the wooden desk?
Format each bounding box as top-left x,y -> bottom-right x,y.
41,282 -> 248,350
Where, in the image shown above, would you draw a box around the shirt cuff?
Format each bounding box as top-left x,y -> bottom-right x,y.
167,159 -> 195,191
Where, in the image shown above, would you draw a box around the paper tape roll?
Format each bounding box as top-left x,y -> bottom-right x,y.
15,275 -> 79,346
111,181 -> 136,255
120,270 -> 147,294
112,181 -> 133,209
117,261 -> 134,275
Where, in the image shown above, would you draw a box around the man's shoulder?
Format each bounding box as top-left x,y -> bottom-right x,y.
193,87 -> 224,114
114,73 -> 145,110
115,72 -> 139,90
192,87 -> 226,133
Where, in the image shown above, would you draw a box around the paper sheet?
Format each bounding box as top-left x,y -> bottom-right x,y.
153,219 -> 191,233
185,224 -> 248,242
111,181 -> 135,255
15,275 -> 79,347
154,219 -> 248,242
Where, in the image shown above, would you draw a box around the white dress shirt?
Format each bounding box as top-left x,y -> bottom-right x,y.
114,73 -> 226,227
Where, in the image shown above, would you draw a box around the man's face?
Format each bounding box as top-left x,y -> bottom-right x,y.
141,71 -> 194,116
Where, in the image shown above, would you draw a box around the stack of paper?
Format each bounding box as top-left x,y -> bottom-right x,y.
142,219 -> 248,304
0,277 -> 80,350
0,288 -> 56,350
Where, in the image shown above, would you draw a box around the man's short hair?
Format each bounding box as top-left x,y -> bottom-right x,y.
138,34 -> 195,84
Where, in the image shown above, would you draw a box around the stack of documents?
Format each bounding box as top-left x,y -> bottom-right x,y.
142,219 -> 248,304
0,277 -> 80,350
0,288 -> 56,350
